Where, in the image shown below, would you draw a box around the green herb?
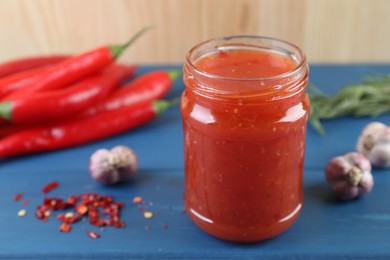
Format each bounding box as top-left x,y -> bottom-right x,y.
308,75 -> 390,135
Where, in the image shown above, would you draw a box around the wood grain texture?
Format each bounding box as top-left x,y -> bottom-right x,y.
0,0 -> 389,64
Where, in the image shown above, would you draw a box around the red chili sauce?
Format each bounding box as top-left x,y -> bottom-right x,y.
181,49 -> 309,242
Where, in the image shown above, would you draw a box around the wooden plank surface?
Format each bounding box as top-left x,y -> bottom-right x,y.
0,64 -> 390,259
0,0 -> 389,63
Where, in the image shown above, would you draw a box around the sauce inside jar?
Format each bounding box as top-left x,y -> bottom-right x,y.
181,37 -> 309,243
196,50 -> 295,78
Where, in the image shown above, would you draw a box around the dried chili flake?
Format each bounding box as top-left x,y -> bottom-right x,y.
22,200 -> 29,206
87,231 -> 100,239
18,209 -> 27,217
44,198 -> 65,210
35,207 -> 49,222
90,218 -> 105,227
113,221 -> 126,228
35,192 -> 126,236
65,196 -> 80,207
88,208 -> 98,218
59,223 -> 72,233
145,225 -> 151,231
116,202 -> 125,208
76,204 -> 88,215
133,196 -> 143,204
42,181 -> 59,194
35,209 -> 45,219
64,214 -> 80,224
13,193 -> 23,201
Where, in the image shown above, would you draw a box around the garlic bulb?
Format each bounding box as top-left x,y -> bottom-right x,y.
325,152 -> 374,200
89,145 -> 138,185
357,122 -> 390,168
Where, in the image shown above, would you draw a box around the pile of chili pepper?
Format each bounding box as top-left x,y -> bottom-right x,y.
0,26 -> 180,159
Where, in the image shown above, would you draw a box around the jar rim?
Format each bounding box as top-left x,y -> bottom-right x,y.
185,35 -> 307,82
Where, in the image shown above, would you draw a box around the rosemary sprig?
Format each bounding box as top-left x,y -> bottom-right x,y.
308,75 -> 390,135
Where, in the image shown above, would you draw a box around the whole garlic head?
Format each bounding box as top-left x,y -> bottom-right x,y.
89,145 -> 138,185
357,122 -> 390,168
325,152 -> 374,201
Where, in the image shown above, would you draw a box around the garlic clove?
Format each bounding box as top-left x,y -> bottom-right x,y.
110,145 -> 138,181
325,156 -> 351,182
368,143 -> 390,168
357,122 -> 388,155
344,152 -> 372,173
332,181 -> 359,201
359,172 -> 374,196
357,122 -> 390,168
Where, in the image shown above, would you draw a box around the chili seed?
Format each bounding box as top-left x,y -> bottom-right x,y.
143,211 -> 153,219
44,210 -> 51,217
18,209 -> 27,217
65,212 -> 74,219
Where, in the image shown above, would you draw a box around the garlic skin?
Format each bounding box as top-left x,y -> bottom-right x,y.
325,152 -> 374,201
89,145 -> 138,185
357,121 -> 390,168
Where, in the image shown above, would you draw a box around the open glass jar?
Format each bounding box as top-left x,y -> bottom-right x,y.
181,36 -> 309,242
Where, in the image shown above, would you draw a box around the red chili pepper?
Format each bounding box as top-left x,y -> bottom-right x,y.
0,67 -> 49,100
42,181 -> 59,194
5,26 -> 151,100
0,55 -> 69,78
82,70 -> 180,117
0,124 -> 26,137
0,64 -> 136,124
0,99 -> 176,158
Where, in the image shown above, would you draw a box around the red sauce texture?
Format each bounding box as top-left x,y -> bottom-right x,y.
182,50 -> 309,242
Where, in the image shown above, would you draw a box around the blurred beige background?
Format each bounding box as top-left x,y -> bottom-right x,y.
0,0 -> 389,64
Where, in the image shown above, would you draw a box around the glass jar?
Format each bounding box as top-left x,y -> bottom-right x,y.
181,36 -> 309,243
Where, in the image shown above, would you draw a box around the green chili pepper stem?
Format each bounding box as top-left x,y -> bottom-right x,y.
153,97 -> 181,116
109,25 -> 155,59
0,101 -> 11,121
167,70 -> 182,82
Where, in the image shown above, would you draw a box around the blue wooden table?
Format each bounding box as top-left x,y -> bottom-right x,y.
1,65 -> 390,259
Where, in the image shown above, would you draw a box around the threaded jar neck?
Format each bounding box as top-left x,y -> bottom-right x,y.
183,35 -> 308,102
